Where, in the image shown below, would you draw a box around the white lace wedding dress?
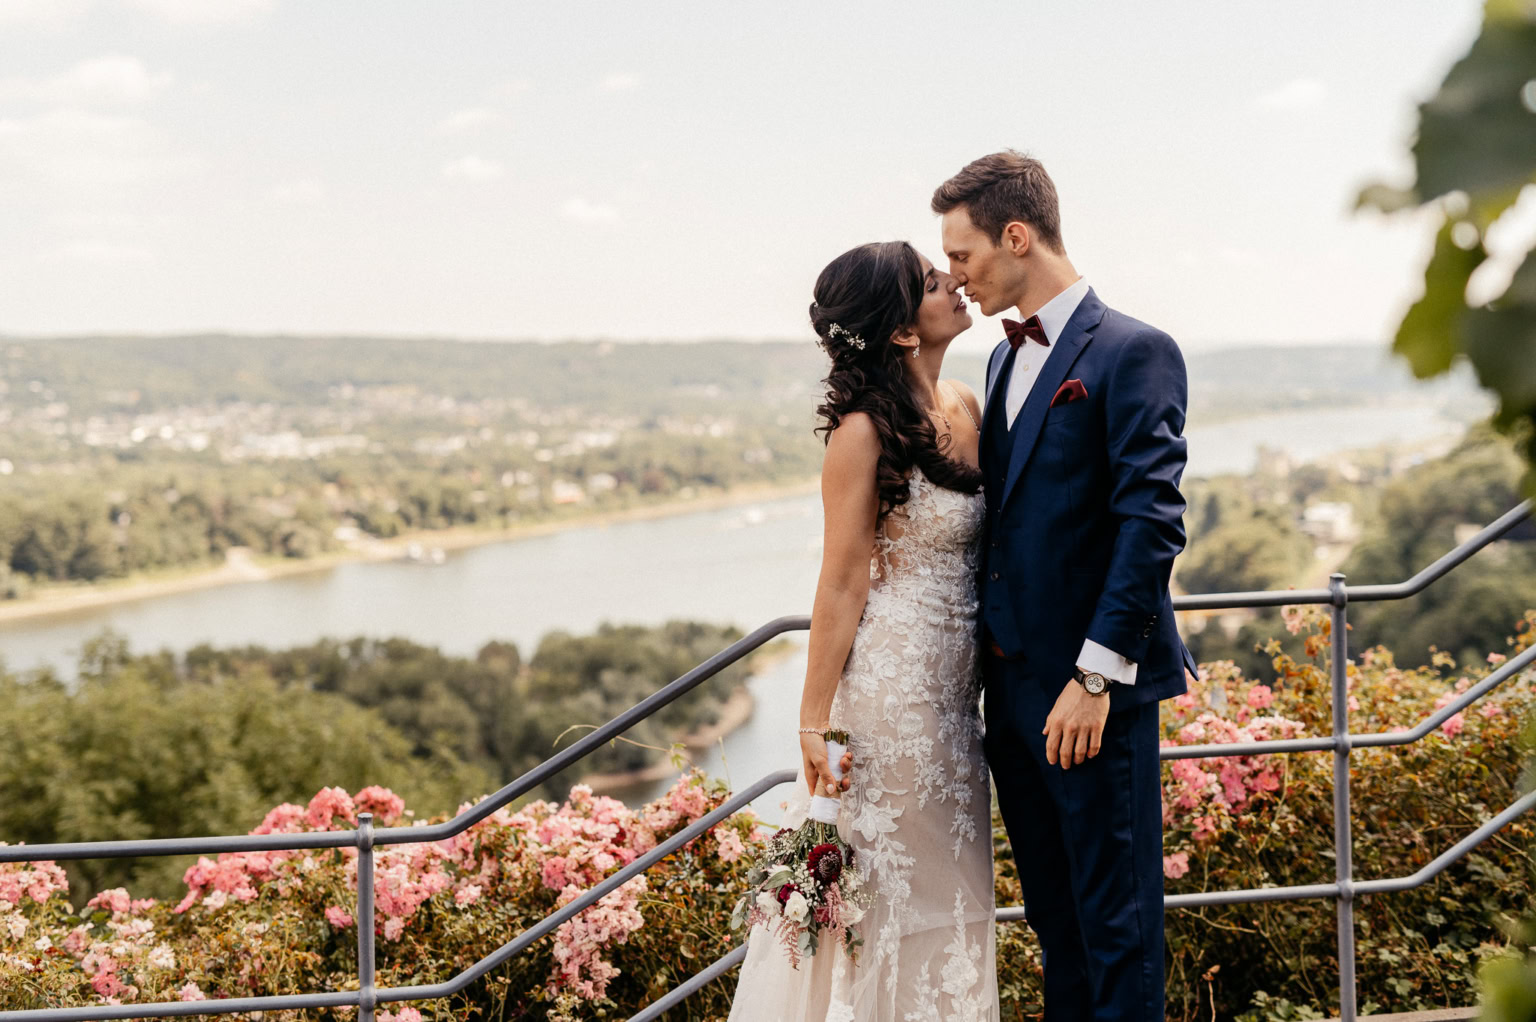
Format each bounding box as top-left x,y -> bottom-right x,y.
728,467 -> 999,1021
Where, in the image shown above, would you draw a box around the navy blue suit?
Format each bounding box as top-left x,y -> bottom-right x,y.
978,286 -> 1192,1021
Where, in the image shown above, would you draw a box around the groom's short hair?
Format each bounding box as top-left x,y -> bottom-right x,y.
931,150 -> 1064,254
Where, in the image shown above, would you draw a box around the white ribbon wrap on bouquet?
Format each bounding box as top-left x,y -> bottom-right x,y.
807,738 -> 847,824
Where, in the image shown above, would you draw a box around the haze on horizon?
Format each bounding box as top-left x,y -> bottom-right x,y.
0,0 -> 1501,351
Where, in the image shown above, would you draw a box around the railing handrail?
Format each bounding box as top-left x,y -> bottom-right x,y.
2,499 -> 1532,1021
6,499 -> 1526,867
1170,498 -> 1533,611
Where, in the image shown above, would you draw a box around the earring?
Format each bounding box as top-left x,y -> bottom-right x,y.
913,342 -> 921,358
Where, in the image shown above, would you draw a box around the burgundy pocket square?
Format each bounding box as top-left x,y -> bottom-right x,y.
1050,378 -> 1088,408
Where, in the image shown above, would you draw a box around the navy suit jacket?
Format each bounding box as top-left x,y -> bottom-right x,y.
978,287 -> 1194,710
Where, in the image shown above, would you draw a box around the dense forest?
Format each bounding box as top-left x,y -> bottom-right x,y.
0,619 -> 767,901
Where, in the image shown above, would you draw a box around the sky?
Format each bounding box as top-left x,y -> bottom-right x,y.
0,0 -> 1502,349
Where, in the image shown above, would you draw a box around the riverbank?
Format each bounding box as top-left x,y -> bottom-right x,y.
0,477 -> 820,626
579,637 -> 800,795
579,682 -> 759,796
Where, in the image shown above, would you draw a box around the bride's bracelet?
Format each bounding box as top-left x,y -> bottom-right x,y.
797,726 -> 829,736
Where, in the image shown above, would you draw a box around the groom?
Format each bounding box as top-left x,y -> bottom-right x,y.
934,151 -> 1195,1021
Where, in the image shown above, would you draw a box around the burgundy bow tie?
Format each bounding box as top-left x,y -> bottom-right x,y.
1003,315 -> 1049,350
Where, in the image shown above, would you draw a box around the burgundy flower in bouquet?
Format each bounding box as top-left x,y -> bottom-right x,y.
729,729 -> 872,967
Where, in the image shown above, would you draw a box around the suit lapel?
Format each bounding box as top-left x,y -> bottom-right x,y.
979,343 -> 1016,477
998,289 -> 1106,510
983,340 -> 1011,409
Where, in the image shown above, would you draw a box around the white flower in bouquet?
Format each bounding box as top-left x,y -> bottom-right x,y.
784,891 -> 810,923
756,891 -> 781,917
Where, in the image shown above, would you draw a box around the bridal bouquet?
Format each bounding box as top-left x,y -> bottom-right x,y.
729,729 -> 873,966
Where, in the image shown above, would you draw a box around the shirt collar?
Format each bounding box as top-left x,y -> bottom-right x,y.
1031,276 -> 1090,345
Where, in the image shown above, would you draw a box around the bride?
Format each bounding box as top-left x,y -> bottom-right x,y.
728,241 -> 1000,1020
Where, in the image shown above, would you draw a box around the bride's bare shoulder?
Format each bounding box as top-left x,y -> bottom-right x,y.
829,411 -> 878,461
943,379 -> 982,424
822,412 -> 880,484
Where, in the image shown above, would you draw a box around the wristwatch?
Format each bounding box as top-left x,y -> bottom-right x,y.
1072,666 -> 1109,696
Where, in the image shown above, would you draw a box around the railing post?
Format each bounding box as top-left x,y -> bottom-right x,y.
1329,573 -> 1357,1022
357,812 -> 377,1022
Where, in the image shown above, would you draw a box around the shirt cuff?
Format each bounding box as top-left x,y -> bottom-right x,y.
1078,639 -> 1137,685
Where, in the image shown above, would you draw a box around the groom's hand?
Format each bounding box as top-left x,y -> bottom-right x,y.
1043,682 -> 1110,770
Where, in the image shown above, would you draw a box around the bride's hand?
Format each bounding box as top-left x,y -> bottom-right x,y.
800,733 -> 854,797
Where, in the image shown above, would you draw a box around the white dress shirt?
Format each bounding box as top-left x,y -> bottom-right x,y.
997,277 -> 1138,685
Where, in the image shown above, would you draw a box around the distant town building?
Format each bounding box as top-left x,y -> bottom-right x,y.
551,479 -> 586,505
1301,502 -> 1358,544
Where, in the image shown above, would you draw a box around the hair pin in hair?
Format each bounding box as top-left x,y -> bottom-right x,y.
828,323 -> 865,351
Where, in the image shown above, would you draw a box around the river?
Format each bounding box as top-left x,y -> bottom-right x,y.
0,402 -> 1465,821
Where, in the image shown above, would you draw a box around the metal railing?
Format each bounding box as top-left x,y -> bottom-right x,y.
1,499 -> 1532,1022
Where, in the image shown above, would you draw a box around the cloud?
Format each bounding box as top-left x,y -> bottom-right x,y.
435,107 -> 502,135
561,197 -> 619,224
268,178 -> 324,204
441,155 -> 504,182
0,56 -> 174,108
0,108 -> 198,185
40,239 -> 154,263
1255,78 -> 1327,111
597,72 -> 639,93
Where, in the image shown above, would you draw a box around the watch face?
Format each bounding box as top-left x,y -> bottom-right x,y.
1084,673 -> 1108,695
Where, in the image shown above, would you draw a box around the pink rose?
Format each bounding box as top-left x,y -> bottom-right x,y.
1245,685 -> 1273,710
86,888 -> 132,915
325,905 -> 354,928
355,786 -> 407,825
1162,852 -> 1190,879
715,828 -> 746,864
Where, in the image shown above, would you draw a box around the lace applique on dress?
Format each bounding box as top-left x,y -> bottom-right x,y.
728,467 -> 999,1021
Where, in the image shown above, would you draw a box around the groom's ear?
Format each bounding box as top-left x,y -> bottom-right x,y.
1001,220 -> 1033,257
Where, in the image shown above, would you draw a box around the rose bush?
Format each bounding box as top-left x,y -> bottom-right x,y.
1158,607 -> 1536,1021
1,772 -> 760,1020
3,610 -> 1533,1020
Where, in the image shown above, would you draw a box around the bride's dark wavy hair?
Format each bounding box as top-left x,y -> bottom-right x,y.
810,241 -> 983,524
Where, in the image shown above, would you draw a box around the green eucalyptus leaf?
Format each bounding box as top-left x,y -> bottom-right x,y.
1393,216 -> 1487,378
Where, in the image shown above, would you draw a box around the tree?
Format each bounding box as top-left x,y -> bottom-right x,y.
1177,510 -> 1312,596
1341,427 -> 1535,668
1359,0 -> 1536,485
0,660 -> 490,902
1360,5 -> 1536,1011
